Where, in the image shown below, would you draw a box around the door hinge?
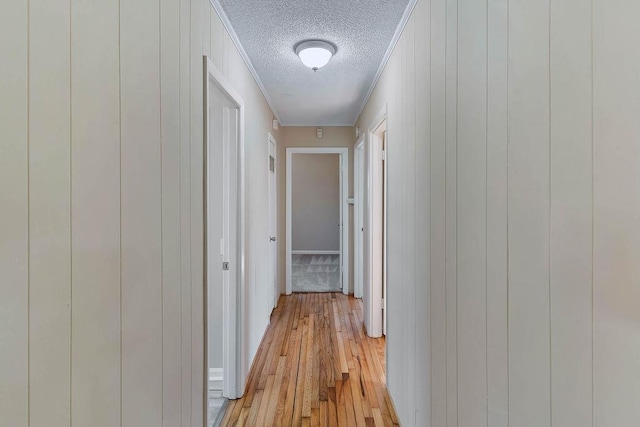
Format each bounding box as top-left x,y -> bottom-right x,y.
222,262 -> 229,271
381,150 -> 386,161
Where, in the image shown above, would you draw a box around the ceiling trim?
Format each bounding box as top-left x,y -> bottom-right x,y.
353,0 -> 418,124
209,0 -> 282,123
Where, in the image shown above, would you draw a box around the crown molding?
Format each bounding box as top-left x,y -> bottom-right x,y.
209,0 -> 282,123
353,0 -> 418,124
210,0 -> 417,127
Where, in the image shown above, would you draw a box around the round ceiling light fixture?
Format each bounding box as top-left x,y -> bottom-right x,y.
294,40 -> 337,71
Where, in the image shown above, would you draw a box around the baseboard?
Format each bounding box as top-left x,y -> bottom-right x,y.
291,250 -> 340,255
209,367 -> 223,382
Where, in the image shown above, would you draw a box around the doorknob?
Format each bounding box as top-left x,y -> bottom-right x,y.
270,236 -> 276,242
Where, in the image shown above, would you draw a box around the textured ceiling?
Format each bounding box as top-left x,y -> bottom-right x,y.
216,0 -> 413,126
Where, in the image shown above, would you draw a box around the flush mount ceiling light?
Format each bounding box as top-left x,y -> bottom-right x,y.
295,40 -> 337,71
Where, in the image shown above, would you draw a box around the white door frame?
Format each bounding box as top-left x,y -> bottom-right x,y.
285,147 -> 349,295
267,132 -> 278,310
203,56 -> 245,401
364,105 -> 387,338
353,136 -> 365,299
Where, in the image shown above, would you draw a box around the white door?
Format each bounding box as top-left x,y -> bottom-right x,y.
364,115 -> 386,338
207,82 -> 226,393
268,134 -> 278,309
354,138 -> 365,298
382,131 -> 387,335
205,57 -> 242,400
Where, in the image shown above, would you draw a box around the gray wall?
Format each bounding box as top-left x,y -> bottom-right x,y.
291,154 -> 340,252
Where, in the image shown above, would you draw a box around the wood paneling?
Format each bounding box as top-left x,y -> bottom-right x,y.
190,0 -> 205,423
70,0 -> 122,424
220,293 -> 399,426
383,33 -> 404,423
444,0 -> 459,425
593,0 -> 640,425
415,0 -> 435,423
486,0 -> 509,425
428,0 -> 446,422
28,0 -> 71,424
210,7 -> 225,71
550,0 -> 594,425
161,0 -> 183,424
0,0 -> 29,424
403,17 -> 417,427
357,0 -> 640,424
457,0 -> 488,423
179,0 -> 193,423
2,0 -> 281,424
508,0 -> 551,425
120,0 -> 163,423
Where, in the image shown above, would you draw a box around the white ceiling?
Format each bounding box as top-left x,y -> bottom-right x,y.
214,0 -> 415,126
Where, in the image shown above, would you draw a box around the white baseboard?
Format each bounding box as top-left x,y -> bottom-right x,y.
209,368 -> 223,382
291,250 -> 340,255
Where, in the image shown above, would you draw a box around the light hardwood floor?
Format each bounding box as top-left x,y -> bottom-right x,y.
220,293 -> 399,426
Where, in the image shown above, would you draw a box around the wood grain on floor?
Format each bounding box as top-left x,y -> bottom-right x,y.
220,293 -> 399,426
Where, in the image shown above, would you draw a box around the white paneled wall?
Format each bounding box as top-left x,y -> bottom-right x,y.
0,1 -> 28,423
593,0 -> 640,425
0,0 -> 278,424
2,0 -> 639,425
357,0 -> 640,425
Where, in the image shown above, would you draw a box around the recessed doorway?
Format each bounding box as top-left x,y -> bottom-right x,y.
203,56 -> 244,425
363,106 -> 387,338
285,147 -> 349,295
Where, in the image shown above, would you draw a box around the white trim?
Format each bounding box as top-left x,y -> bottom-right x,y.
204,56 -> 245,401
209,0 -> 281,123
286,147 -> 350,296
353,135 -> 365,299
354,0 -> 418,122
364,105 -> 387,338
208,368 -> 224,382
267,132 -> 278,310
210,0 -> 417,127
291,250 -> 341,255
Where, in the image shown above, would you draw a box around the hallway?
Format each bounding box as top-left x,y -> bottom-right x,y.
220,293 -> 398,426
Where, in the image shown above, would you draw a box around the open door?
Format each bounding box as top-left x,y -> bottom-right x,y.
363,106 -> 387,338
203,57 -> 245,420
353,136 -> 365,299
286,147 -> 349,295
268,133 -> 278,310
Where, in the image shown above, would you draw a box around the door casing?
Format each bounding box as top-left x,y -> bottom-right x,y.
203,56 -> 245,405
353,136 -> 365,299
268,132 -> 278,310
364,105 -> 387,338
285,147 -> 350,296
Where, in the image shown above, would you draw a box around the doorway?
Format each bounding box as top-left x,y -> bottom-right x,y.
203,56 -> 244,425
363,106 -> 387,338
353,136 -> 365,299
285,147 -> 349,295
268,133 -> 278,310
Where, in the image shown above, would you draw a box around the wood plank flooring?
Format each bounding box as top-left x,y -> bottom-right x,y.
220,293 -> 399,426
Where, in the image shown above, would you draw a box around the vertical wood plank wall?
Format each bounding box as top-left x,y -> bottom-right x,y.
593,0 -> 640,425
357,0 -> 640,425
0,0 -> 279,425
0,1 -> 29,424
29,0 -> 72,425
2,0 -> 640,425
